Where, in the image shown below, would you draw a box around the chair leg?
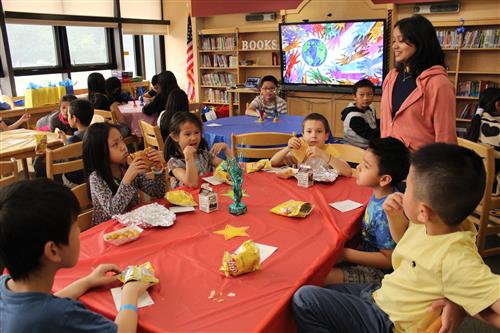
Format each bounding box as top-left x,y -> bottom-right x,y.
21,158 -> 30,179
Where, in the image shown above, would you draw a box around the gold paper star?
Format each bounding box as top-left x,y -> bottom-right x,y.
213,224 -> 249,240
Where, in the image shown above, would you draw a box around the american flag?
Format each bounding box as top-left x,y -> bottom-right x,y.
186,15 -> 195,102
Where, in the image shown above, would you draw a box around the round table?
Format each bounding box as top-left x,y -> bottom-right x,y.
118,101 -> 158,137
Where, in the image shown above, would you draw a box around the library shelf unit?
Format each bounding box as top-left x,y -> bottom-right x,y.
435,19 -> 500,131
197,25 -> 281,115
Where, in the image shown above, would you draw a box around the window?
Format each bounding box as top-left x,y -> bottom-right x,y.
66,26 -> 110,66
6,24 -> 58,68
14,74 -> 64,96
122,34 -> 136,76
143,35 -> 157,81
70,70 -> 112,90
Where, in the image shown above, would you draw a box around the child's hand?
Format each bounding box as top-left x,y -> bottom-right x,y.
383,192 -> 405,216
122,279 -> 154,298
84,263 -> 121,289
20,113 -> 30,123
183,145 -> 197,161
123,156 -> 150,184
210,142 -> 228,157
306,146 -> 328,161
288,137 -> 301,150
146,148 -> 165,171
55,128 -> 68,145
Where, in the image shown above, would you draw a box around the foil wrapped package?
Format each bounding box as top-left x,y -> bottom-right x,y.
113,202 -> 176,228
220,240 -> 260,277
118,261 -> 159,284
301,156 -> 338,182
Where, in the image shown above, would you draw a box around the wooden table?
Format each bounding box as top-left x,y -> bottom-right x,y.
0,129 -> 62,178
227,87 -> 259,117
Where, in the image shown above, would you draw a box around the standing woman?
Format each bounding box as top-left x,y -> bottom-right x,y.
381,15 -> 456,151
142,70 -> 179,117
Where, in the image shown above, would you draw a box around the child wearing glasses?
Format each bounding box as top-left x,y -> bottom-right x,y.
245,75 -> 287,117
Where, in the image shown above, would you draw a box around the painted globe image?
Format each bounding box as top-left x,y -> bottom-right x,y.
302,39 -> 327,67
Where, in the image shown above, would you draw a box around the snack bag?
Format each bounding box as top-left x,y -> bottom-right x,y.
220,240 -> 260,277
214,161 -> 233,185
290,138 -> 307,165
270,200 -> 313,218
127,147 -> 156,170
103,225 -> 143,246
34,134 -> 47,155
118,261 -> 159,284
166,190 -> 197,206
246,159 -> 272,174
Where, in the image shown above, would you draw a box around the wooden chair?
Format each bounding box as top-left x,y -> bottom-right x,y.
0,158 -> 19,187
231,132 -> 293,160
457,138 -> 500,257
94,109 -> 138,150
71,183 -> 93,231
139,120 -> 164,151
45,141 -> 84,181
330,143 -> 365,175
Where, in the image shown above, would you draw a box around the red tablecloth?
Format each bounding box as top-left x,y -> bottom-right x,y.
53,172 -> 371,332
118,102 -> 157,137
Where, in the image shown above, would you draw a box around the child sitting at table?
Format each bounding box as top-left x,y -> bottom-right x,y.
165,112 -> 232,188
324,137 -> 410,285
143,74 -> 159,100
158,88 -> 189,139
293,143 -> 500,333
106,76 -> 130,104
0,113 -> 30,131
36,94 -> 77,134
270,113 -> 352,177
83,122 -> 166,226
341,78 -> 380,148
0,179 -> 153,333
245,75 -> 287,117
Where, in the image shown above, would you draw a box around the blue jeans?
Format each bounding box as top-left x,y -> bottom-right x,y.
293,283 -> 393,333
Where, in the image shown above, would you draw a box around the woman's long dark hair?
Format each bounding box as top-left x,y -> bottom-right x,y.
158,70 -> 179,99
394,15 -> 446,76
83,122 -> 121,194
466,87 -> 500,142
160,88 -> 189,139
105,76 -> 124,103
163,112 -> 208,163
87,72 -> 107,105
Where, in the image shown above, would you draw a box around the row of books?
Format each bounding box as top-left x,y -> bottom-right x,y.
200,54 -> 237,68
437,28 -> 500,49
200,37 -> 236,51
458,103 -> 477,119
457,80 -> 497,97
204,89 -> 238,104
201,73 -> 236,87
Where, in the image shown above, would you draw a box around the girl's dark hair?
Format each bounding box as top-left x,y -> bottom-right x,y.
87,72 -> 107,103
259,75 -> 279,88
303,112 -> 331,135
157,71 -> 179,98
163,112 -> 208,162
160,88 -> 189,139
105,76 -> 123,102
467,87 -> 500,142
394,15 -> 445,76
151,74 -> 159,86
61,94 -> 77,103
83,122 -> 121,194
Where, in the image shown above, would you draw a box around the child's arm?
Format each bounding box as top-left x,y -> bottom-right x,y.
476,299 -> 500,329
271,137 -> 301,167
342,248 -> 393,270
54,264 -> 120,299
210,142 -> 233,166
7,113 -> 30,130
382,192 -> 409,243
245,105 -> 259,116
114,281 -> 153,333
306,146 -> 352,177
171,146 -> 199,187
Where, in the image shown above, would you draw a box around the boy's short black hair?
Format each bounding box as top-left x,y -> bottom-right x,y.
259,75 -> 279,88
69,99 -> 94,126
61,94 -> 77,103
0,179 -> 79,280
303,112 -> 331,135
368,137 -> 410,186
151,74 -> 159,86
353,79 -> 375,95
412,143 -> 486,226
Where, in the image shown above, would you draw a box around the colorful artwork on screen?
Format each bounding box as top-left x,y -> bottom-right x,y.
280,21 -> 385,86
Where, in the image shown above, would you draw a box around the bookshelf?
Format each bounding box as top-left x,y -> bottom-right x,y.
197,26 -> 280,115
435,20 -> 500,130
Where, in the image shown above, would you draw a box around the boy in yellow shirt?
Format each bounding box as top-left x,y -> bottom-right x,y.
293,143 -> 500,332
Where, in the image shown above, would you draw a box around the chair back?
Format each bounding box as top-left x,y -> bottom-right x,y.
45,141 -> 84,180
94,109 -> 115,123
330,143 -> 365,174
139,120 -> 165,151
71,183 -> 93,231
0,158 -> 19,187
231,132 -> 292,159
457,137 -> 500,257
